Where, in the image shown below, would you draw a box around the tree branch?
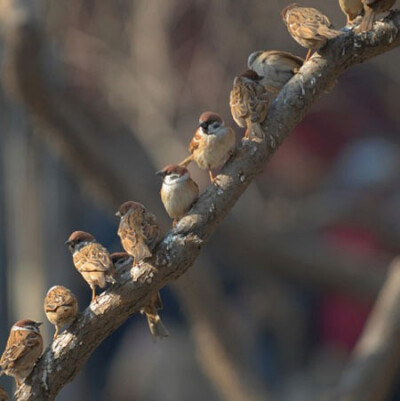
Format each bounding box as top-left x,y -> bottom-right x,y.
5,5 -> 400,400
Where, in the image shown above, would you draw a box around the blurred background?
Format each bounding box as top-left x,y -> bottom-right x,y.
0,0 -> 399,400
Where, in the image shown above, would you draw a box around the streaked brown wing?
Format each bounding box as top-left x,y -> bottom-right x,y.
118,212 -> 139,255
230,82 -> 250,123
265,50 -> 304,68
74,243 -> 111,273
0,332 -> 34,367
45,290 -> 74,311
142,211 -> 160,251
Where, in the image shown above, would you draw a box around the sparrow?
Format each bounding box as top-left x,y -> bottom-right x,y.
359,0 -> 396,31
141,292 -> 169,340
0,320 -> 43,387
179,111 -> 236,184
157,164 -> 199,226
65,231 -> 115,302
339,0 -> 364,24
44,285 -> 79,339
110,252 -> 169,339
247,50 -> 304,95
116,201 -> 161,265
0,387 -> 9,401
229,69 -> 270,139
281,4 -> 344,61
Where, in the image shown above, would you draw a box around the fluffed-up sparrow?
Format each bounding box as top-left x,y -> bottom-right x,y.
229,69 -> 270,139
116,201 -> 160,265
65,231 -> 115,302
0,320 -> 43,387
44,285 -> 78,339
180,111 -> 236,184
247,50 -> 304,95
359,0 -> 395,31
157,164 -> 199,226
281,4 -> 344,61
339,0 -> 364,24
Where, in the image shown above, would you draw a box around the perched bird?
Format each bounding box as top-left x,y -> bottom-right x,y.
359,0 -> 395,31
281,4 -> 343,61
229,69 -> 270,139
65,231 -> 115,302
141,292 -> 169,340
111,253 -> 168,339
247,50 -> 304,95
157,164 -> 199,226
0,387 -> 9,401
116,201 -> 160,264
179,111 -> 236,184
339,0 -> 364,24
44,285 -> 78,339
0,320 -> 43,387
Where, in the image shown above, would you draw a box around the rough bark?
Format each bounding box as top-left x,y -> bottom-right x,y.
3,4 -> 400,400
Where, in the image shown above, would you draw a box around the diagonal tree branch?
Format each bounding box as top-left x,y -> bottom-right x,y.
3,3 -> 400,399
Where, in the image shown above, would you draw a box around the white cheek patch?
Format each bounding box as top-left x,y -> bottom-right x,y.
12,326 -> 39,333
164,173 -> 189,185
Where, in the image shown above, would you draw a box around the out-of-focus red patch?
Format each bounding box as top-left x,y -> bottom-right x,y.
318,225 -> 383,351
319,293 -> 371,351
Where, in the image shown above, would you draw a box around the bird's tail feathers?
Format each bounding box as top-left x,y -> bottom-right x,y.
179,155 -> 193,167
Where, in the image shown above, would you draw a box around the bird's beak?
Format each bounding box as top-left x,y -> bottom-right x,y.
36,322 -> 43,326
64,240 -> 71,246
115,211 -> 121,217
156,170 -> 164,177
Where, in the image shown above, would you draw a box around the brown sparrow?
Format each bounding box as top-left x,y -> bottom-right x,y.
247,50 -> 304,95
180,111 -> 236,184
281,4 -> 344,61
0,387 -> 9,401
157,164 -> 199,226
44,285 -> 79,339
0,320 -> 43,387
116,201 -> 161,264
141,292 -> 169,340
359,0 -> 396,31
339,0 -> 364,24
110,252 -> 168,339
65,231 -> 115,302
230,69 -> 270,139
